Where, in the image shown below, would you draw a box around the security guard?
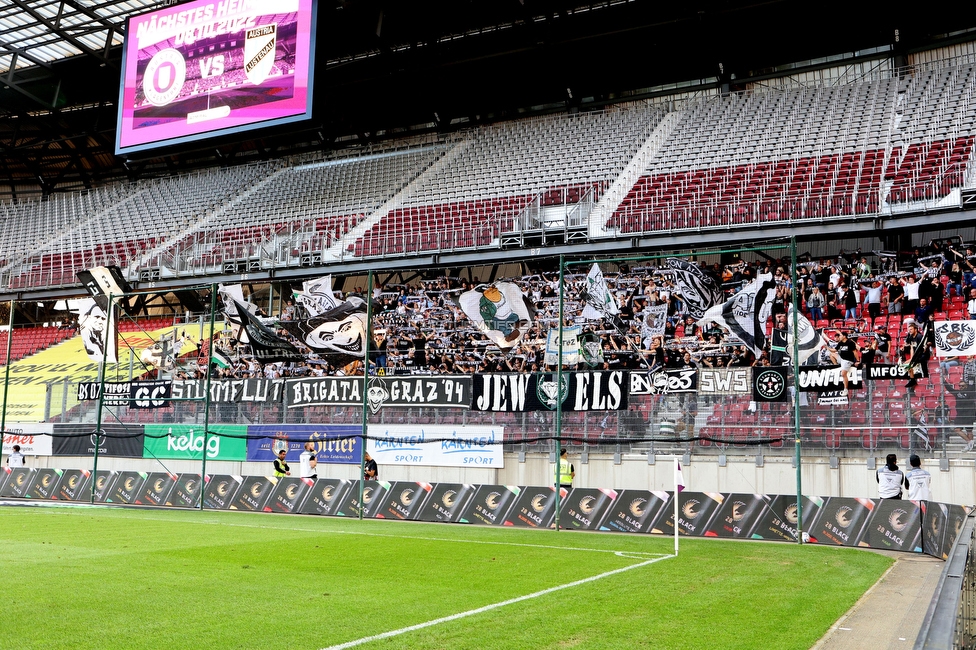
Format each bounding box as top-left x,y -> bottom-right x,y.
273,449 -> 291,477
558,448 -> 575,488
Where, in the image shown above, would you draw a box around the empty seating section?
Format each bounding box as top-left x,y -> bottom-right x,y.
352,106 -> 662,257
177,149 -> 443,270
4,163 -> 277,289
608,61 -> 976,232
0,59 -> 975,288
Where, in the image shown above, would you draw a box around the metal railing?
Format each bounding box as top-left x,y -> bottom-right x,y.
915,512 -> 976,649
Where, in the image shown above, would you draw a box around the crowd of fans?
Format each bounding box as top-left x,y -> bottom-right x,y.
181,238 -> 976,383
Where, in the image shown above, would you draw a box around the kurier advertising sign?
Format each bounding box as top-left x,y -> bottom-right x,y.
366,424 -> 504,469
143,424 -> 247,461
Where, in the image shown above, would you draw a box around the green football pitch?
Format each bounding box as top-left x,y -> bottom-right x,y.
0,505 -> 892,649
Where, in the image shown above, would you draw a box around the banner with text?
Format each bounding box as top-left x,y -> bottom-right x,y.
366,424 -> 505,469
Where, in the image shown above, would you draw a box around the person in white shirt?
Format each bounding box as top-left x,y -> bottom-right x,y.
876,453 -> 904,499
299,441 -> 318,480
968,288 -> 976,320
6,444 -> 26,467
903,454 -> 932,501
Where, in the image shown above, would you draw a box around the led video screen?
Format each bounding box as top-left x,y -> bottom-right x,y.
116,0 -> 316,155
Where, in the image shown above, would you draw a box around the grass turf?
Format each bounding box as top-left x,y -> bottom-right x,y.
0,505 -> 892,649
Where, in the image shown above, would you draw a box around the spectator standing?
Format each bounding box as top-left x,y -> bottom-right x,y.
6,444 -> 26,467
273,449 -> 290,477
363,452 -> 378,481
903,454 -> 932,501
299,442 -> 318,480
558,448 -> 575,488
877,454 -> 904,499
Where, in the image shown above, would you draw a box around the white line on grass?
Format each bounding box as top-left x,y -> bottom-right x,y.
40,508 -> 670,559
320,553 -> 674,650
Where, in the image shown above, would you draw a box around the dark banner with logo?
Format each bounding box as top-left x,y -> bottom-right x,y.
230,476 -> 275,511
106,471 -> 148,504
266,477 -> 315,513
26,468 -> 63,500
285,376 -> 471,411
704,493 -> 769,538
599,490 -> 673,534
458,485 -> 521,526
246,424 -> 361,465
134,472 -> 178,507
471,371 -> 628,412
655,491 -> 725,537
1,467 -> 35,498
859,499 -> 921,552
128,381 -> 172,409
417,483 -> 477,523
55,469 -> 91,501
77,381 -> 172,408
559,488 -> 618,531
300,478 -> 356,516
167,473 -> 203,508
921,502 -> 969,560
52,424 -> 145,458
171,379 -> 284,403
504,486 -> 563,528
374,481 -> 433,520
867,364 -> 910,380
805,497 -> 875,546
203,474 -> 243,510
629,370 -> 698,395
752,367 -> 789,403
697,368 -> 752,395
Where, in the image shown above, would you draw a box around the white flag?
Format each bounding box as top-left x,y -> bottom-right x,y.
581,263 -> 619,320
697,273 -> 776,356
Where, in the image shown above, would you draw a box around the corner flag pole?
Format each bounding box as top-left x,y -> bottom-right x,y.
674,456 -> 680,556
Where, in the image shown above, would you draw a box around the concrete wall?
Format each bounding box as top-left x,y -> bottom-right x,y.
34,451 -> 976,505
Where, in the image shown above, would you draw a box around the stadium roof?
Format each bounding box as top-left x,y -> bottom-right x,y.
1,0 -> 976,199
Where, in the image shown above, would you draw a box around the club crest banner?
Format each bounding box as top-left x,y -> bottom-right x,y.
935,320 -> 976,357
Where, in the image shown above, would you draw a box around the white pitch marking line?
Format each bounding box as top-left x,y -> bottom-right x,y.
44,509 -> 669,558
320,553 -> 675,650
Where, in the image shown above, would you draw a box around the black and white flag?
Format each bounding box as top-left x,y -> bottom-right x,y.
279,300 -> 370,368
665,258 -> 724,319
697,273 -> 776,356
234,300 -> 304,363
788,305 -> 827,365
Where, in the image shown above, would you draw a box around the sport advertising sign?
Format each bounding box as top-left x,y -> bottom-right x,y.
26,468 -> 63,500
168,473 -> 204,507
1,467 -> 35,498
3,423 -> 54,456
266,477 -> 314,513
704,493 -> 769,538
558,488 -> 618,531
203,474 -> 243,509
106,471 -> 150,504
504,486 -> 563,528
144,424 -> 247,461
117,0 -> 317,154
246,424 -> 361,464
229,476 -> 275,511
373,481 -> 433,520
300,478 -> 356,516
366,425 -> 505,469
599,490 -> 672,534
416,483 -> 477,523
134,472 -> 179,506
458,485 -> 521,526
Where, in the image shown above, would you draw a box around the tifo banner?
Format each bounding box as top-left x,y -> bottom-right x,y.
470,371 -> 628,411
935,320 -> 976,357
284,376 -> 471,410
3,423 -> 54,456
367,425 -> 505,468
143,424 -> 247,461
171,379 -> 284,403
797,365 -> 864,392
629,369 -> 697,395
246,424 -> 361,464
76,381 -> 172,408
52,423 -> 145,458
697,368 -> 751,395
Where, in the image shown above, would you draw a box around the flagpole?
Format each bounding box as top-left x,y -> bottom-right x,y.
359,270 -> 374,521
673,456 -> 680,556
790,236 -> 803,543
554,255 -> 565,531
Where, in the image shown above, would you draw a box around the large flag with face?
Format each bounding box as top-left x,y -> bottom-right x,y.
697,273 -> 776,356
279,299 -> 370,367
665,258 -> 724,319
581,264 -> 619,320
60,297 -> 119,363
787,305 -> 827,365
454,282 -> 535,351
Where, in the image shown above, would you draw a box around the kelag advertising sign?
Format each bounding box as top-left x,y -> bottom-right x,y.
143,424 -> 247,461
246,424 -> 361,464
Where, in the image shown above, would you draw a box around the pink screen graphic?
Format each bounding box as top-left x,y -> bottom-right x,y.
117,0 -> 314,154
